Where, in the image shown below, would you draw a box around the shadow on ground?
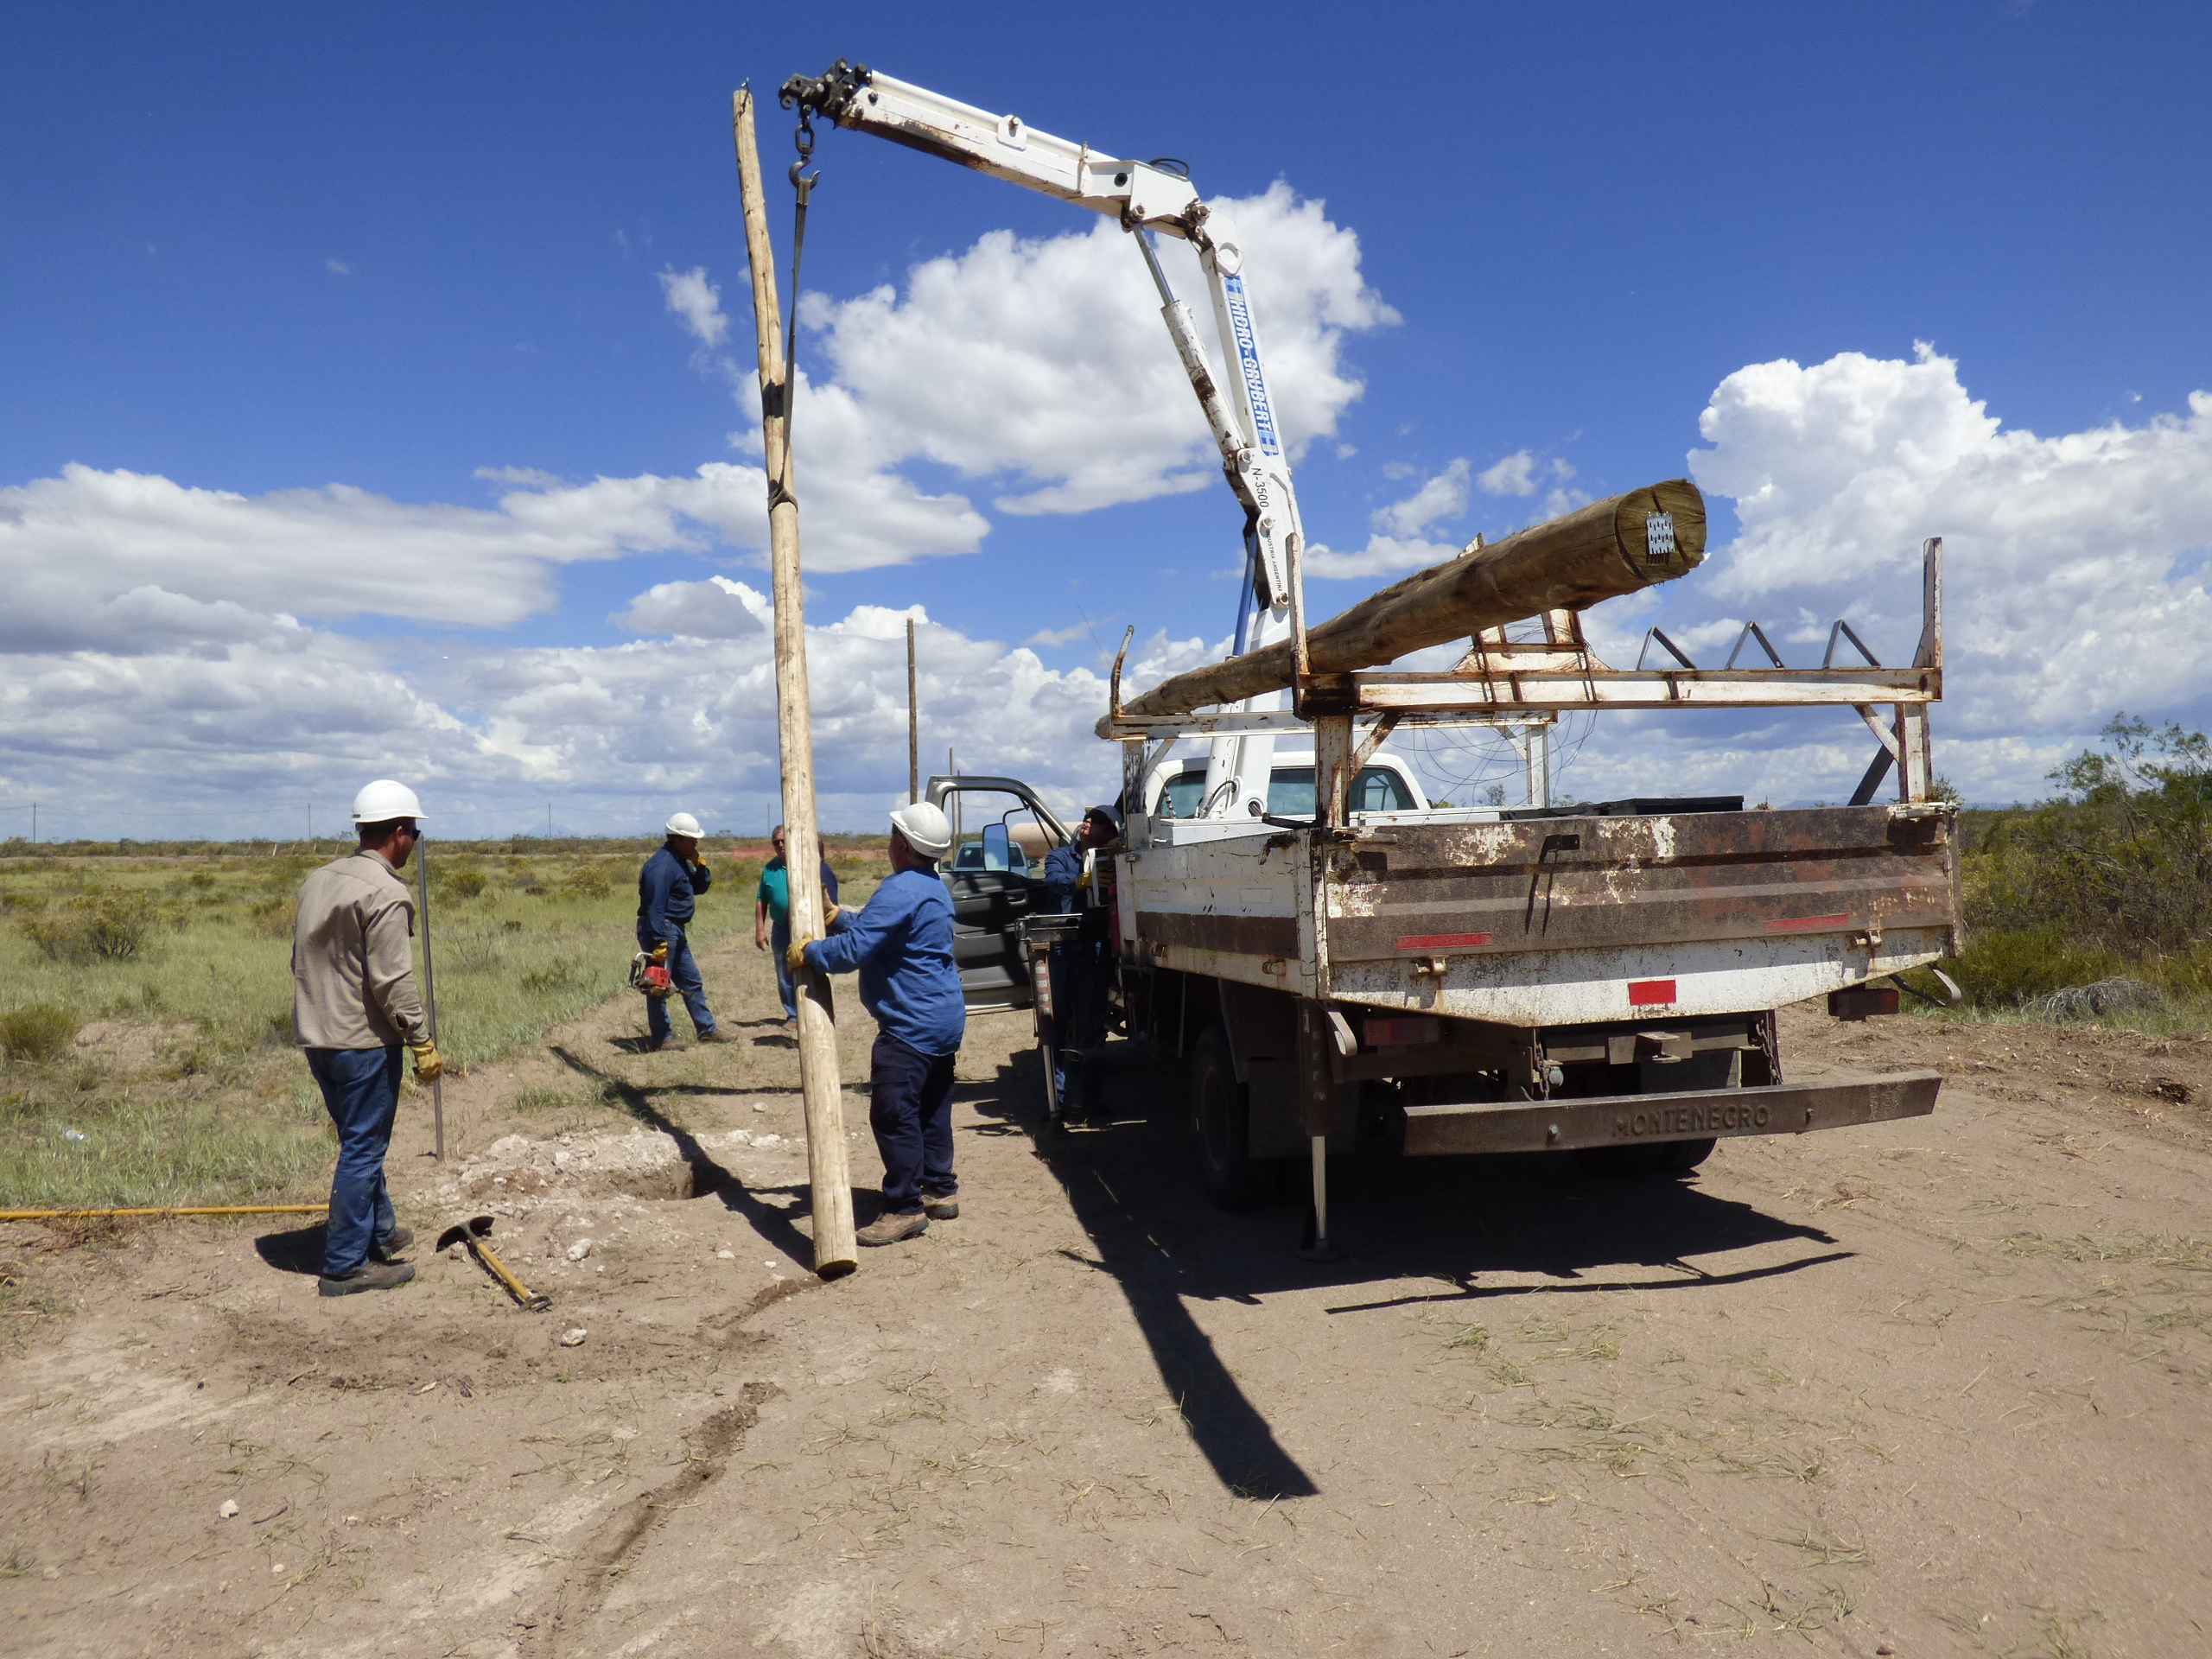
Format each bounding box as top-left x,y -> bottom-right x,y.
959,1043 -> 1846,1502
550,1046 -> 828,1262
254,1223 -> 327,1276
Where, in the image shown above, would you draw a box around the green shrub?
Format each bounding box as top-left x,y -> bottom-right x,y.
17,917 -> 73,960
1934,927 -> 2121,1009
0,1004 -> 80,1064
440,869 -> 488,899
14,892 -> 160,963
557,864 -> 613,899
78,893 -> 153,961
1966,715 -> 2212,957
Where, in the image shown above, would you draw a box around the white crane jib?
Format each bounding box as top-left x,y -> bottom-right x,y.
779,60 -> 1305,820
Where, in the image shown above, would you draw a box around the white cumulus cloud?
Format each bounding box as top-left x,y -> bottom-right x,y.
1476,450 -> 1538,497
1541,347 -> 2212,807
658,265 -> 730,350
698,183 -> 1395,527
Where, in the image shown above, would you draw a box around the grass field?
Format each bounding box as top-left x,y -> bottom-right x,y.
0,838 -> 886,1209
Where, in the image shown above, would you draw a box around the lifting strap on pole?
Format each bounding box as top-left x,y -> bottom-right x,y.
772,105 -> 821,512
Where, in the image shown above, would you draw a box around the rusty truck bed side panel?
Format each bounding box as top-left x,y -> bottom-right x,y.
1323,805 -> 1957,963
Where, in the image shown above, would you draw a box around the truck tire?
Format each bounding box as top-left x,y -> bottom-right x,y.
1574,1136 -> 1717,1178
1188,1025 -> 1274,1211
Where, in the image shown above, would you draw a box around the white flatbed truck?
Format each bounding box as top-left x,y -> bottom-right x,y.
779,59 -> 1959,1250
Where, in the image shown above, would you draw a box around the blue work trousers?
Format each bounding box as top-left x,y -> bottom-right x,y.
869,1033 -> 957,1216
306,1045 -> 404,1277
637,922 -> 715,1042
770,917 -> 796,1020
1048,939 -> 1109,1107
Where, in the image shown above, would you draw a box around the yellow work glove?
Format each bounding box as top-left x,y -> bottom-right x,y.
785,937 -> 815,976
649,943 -> 669,965
410,1040 -> 444,1084
824,902 -> 842,927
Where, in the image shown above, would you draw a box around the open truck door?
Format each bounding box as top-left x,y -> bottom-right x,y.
923,775 -> 1070,1012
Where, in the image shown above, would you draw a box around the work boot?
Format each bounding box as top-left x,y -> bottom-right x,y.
647,1035 -> 687,1052
920,1189 -> 960,1221
318,1261 -> 416,1297
370,1226 -> 414,1262
697,1029 -> 738,1044
855,1211 -> 929,1247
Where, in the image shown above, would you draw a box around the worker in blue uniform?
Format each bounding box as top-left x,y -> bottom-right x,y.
637,810 -> 732,1051
792,800 -> 967,1246
1041,804 -> 1122,1113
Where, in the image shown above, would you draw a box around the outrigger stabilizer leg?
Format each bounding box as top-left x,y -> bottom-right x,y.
1295,1001 -> 1349,1261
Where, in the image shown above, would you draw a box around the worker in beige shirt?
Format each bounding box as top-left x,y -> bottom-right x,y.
293,779 -> 444,1296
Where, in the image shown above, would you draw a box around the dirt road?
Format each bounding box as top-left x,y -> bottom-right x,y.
5,931 -> 2211,1657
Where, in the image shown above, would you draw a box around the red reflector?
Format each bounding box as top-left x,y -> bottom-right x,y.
1366,1015 -> 1440,1047
1395,931 -> 1491,951
1764,912 -> 1851,933
1628,978 -> 1677,1007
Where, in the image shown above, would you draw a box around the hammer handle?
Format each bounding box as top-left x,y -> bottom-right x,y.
470,1238 -> 550,1313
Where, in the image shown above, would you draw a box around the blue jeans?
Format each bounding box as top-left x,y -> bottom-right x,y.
637,922 -> 715,1042
306,1046 -> 403,1277
770,918 -> 796,1019
869,1033 -> 957,1215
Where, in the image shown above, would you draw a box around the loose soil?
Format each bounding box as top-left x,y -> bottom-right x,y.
4,931 -> 2211,1657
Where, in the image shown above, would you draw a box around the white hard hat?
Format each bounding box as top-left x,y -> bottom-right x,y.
888,800 -> 952,859
664,811 -> 702,837
352,779 -> 425,824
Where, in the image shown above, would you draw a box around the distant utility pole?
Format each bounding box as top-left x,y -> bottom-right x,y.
907,614 -> 919,804
546,803 -> 553,839
30,802 -> 35,843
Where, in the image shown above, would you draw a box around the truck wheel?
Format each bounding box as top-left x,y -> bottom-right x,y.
1574,1137 -> 1717,1179
1573,1143 -> 1670,1178
1189,1026 -> 1274,1211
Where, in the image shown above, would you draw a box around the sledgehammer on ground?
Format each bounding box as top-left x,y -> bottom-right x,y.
437,1214 -> 551,1312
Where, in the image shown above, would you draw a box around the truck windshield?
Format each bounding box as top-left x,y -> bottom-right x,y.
1160,765 -> 1415,817
1265,766 -> 1415,817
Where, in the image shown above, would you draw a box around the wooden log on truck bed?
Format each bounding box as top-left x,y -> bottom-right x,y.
1114,479 -> 1706,722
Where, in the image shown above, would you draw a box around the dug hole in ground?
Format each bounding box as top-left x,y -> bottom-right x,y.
4,924 -> 2211,1657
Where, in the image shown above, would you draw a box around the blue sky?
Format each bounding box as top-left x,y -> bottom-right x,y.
3,3 -> 2209,838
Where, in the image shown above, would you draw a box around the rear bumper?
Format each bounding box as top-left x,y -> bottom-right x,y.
1400,1070 -> 1942,1157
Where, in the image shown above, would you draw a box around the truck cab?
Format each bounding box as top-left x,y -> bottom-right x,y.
1146,747 -> 1427,822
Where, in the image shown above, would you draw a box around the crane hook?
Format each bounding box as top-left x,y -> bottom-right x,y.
791,106 -> 820,206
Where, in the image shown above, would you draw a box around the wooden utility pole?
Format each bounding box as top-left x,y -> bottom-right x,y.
731,86 -> 856,1279
1120,480 -> 1707,720
906,615 -> 919,804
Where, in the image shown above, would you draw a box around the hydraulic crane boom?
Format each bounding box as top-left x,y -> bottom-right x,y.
779,60 -> 1306,819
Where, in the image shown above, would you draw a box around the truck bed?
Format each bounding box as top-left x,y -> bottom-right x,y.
1118,803 -> 1959,1027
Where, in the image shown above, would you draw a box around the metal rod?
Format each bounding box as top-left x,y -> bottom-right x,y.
906,614 -> 919,804
416,830 -> 444,1161
0,1205 -> 327,1222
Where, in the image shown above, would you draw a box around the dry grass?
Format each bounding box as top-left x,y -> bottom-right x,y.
0,842 -> 882,1208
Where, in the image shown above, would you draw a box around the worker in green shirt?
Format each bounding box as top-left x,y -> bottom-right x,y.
754,824 -> 842,1027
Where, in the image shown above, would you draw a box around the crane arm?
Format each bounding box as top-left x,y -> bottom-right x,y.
779,60 -> 1307,820
779,60 -> 1205,237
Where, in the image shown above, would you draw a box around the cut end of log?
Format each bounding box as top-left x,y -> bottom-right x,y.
1610,479 -> 1706,582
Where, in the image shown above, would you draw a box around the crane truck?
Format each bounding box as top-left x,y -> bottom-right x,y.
779,60 -> 1957,1252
